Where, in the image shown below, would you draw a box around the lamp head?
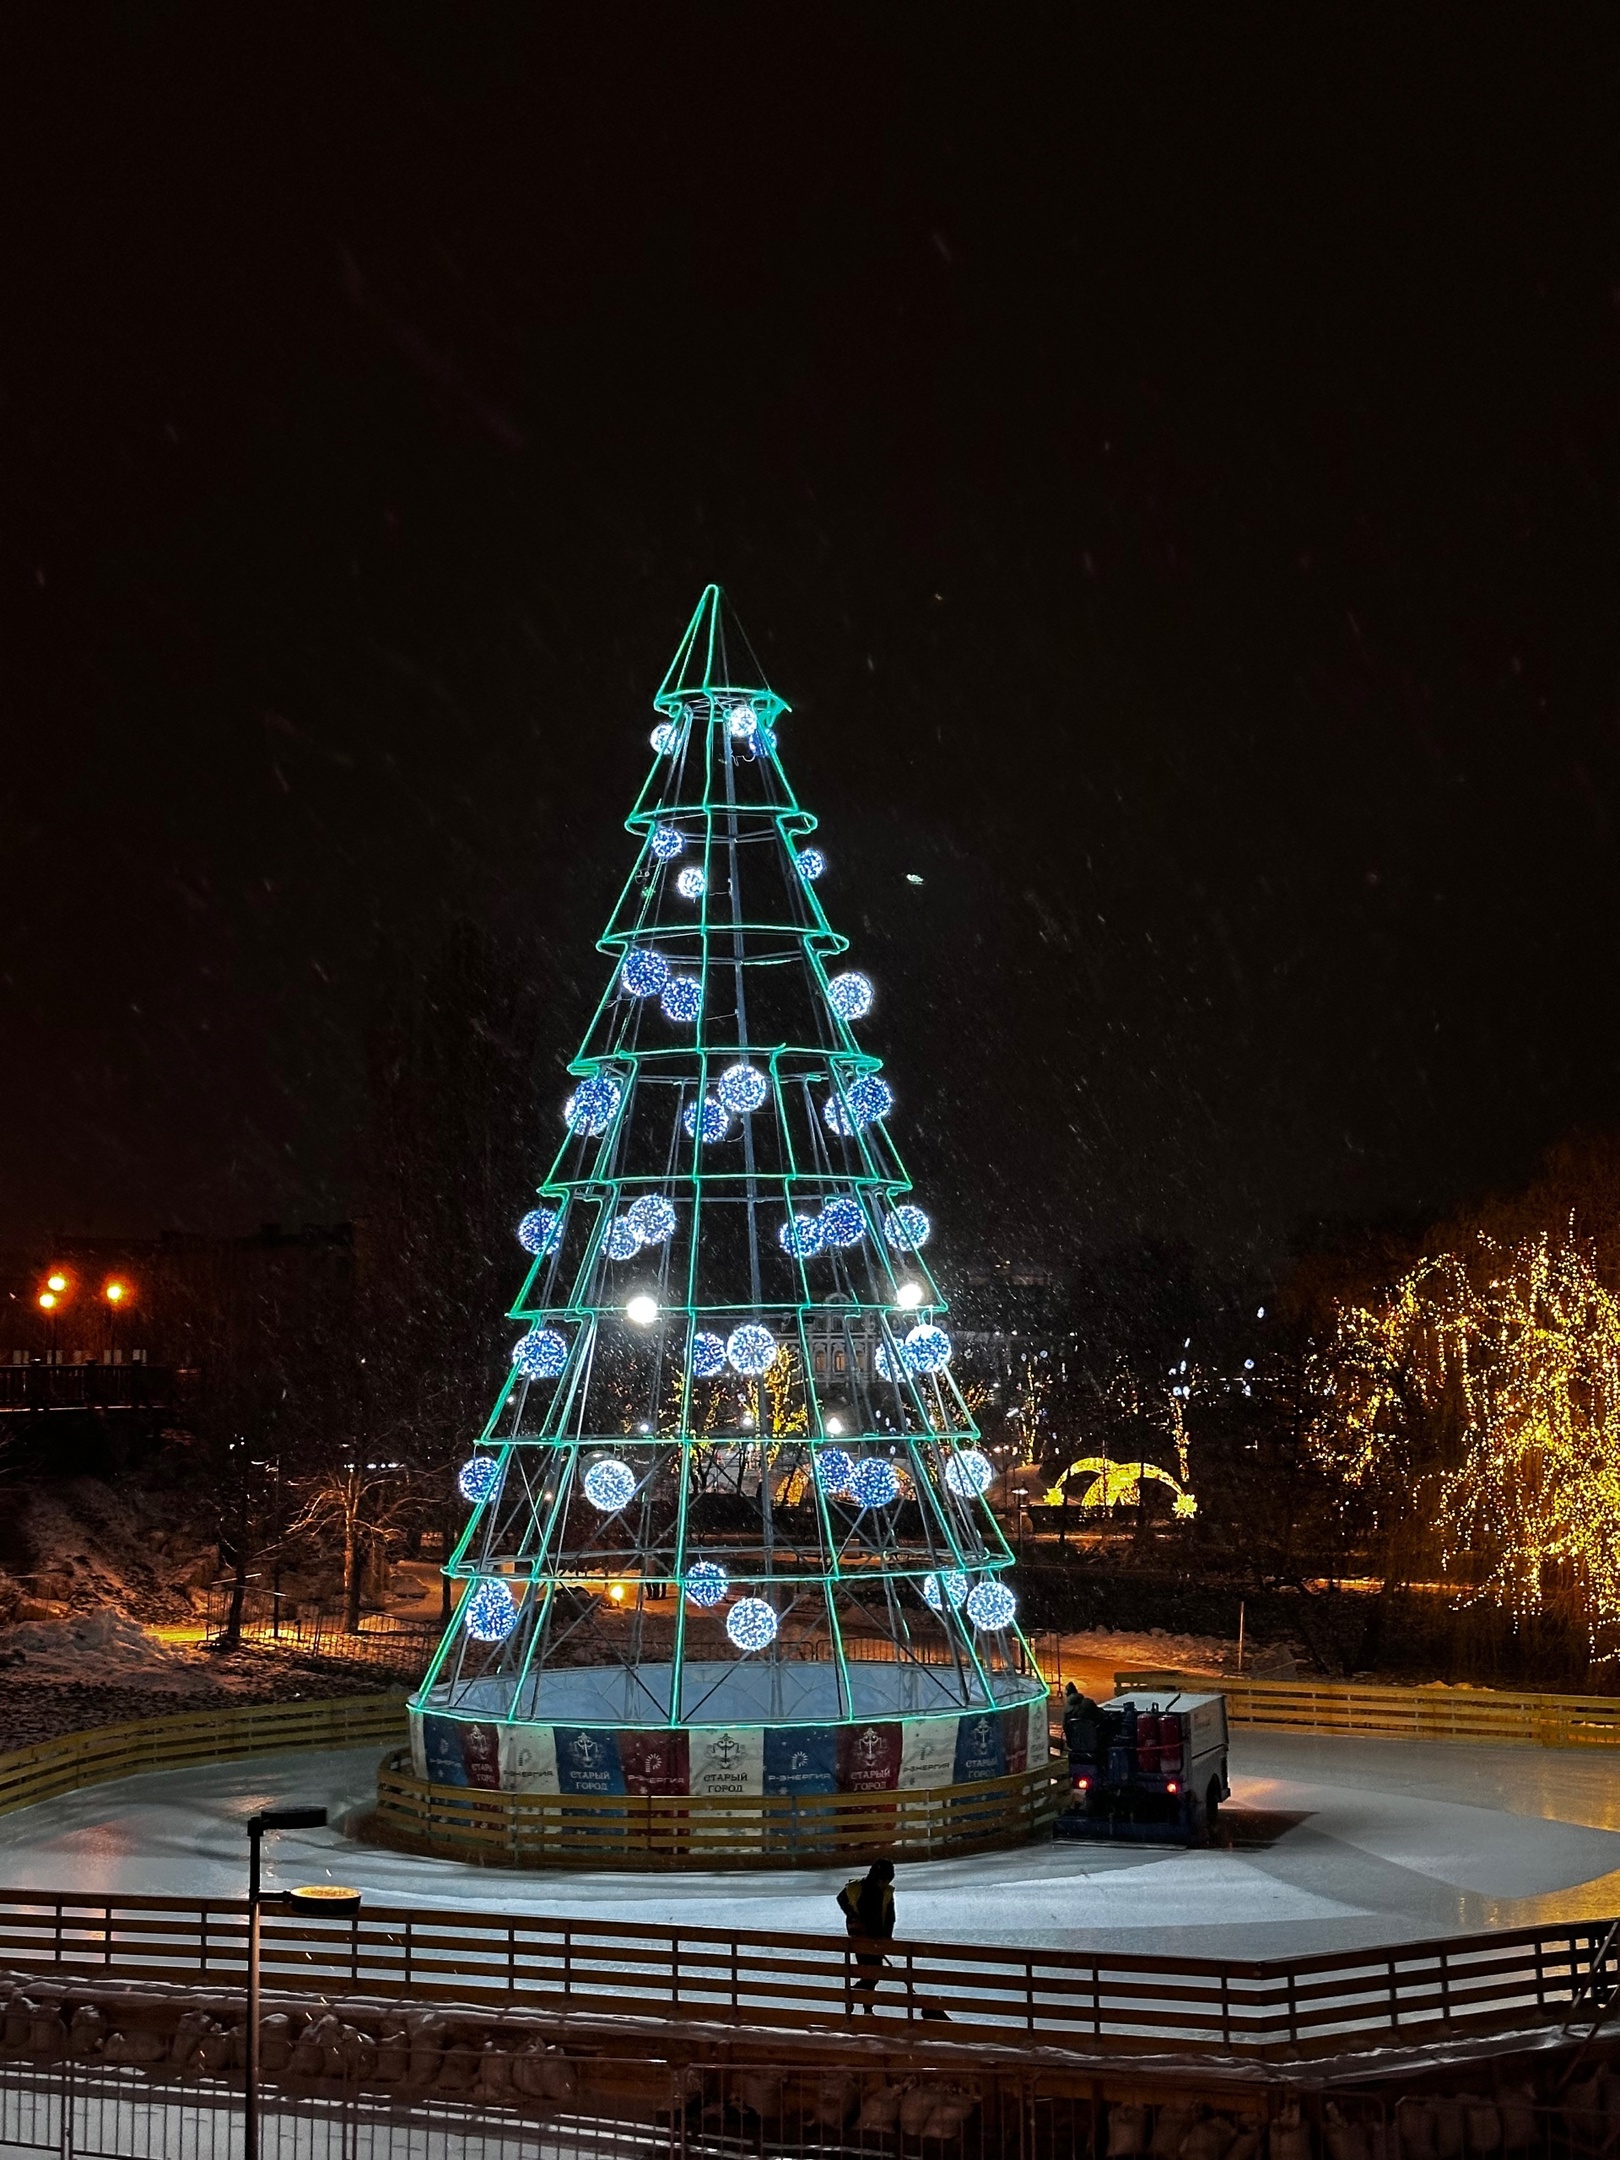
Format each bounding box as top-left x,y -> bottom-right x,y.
248,1806 -> 328,1834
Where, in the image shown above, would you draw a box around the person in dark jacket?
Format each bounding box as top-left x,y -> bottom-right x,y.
1062,1683 -> 1101,1765
836,1859 -> 895,2009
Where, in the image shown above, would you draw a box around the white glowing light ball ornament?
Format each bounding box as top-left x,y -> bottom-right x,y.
882,1205 -> 931,1251
628,1194 -> 677,1244
675,867 -> 705,899
625,1295 -> 659,1327
660,976 -> 702,1023
683,1561 -> 728,1609
944,1448 -> 994,1497
583,1459 -> 638,1513
457,1456 -> 502,1505
565,1075 -> 622,1136
847,1458 -> 901,1510
726,1597 -> 778,1650
683,1097 -> 730,1142
967,1580 -> 1018,1631
513,1327 -> 569,1378
689,1331 -> 727,1378
922,1570 -> 970,1612
717,1063 -> 768,1113
621,950 -> 670,999
727,704 -> 757,740
463,1579 -> 517,1642
827,971 -> 874,1020
517,1207 -> 562,1255
727,1323 -> 776,1375
649,826 -> 684,861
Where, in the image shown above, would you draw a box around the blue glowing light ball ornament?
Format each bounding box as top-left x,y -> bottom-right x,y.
779,1215 -> 822,1258
758,726 -> 778,754
922,1570 -> 971,1612
675,866 -> 705,899
650,825 -> 684,861
882,1204 -> 930,1252
726,1597 -> 778,1650
683,1096 -> 731,1143
628,1194 -> 677,1245
727,704 -> 757,740
517,1206 -> 562,1256
683,1560 -> 729,1608
903,1324 -> 953,1374
816,1447 -> 854,1493
944,1448 -> 994,1498
689,1331 -> 727,1379
513,1326 -> 569,1378
717,1063 -> 768,1114
847,1457 -> 901,1510
827,971 -> 874,1020
967,1579 -> 1017,1631
565,1074 -> 622,1136
463,1578 -> 517,1642
727,1323 -> 776,1375
583,1458 -> 638,1513
823,1076 -> 893,1134
660,976 -> 702,1023
850,1075 -> 894,1126
604,1216 -> 642,1261
621,949 -> 670,999
819,1195 -> 865,1248
457,1456 -> 503,1505
796,848 -> 826,882
873,1343 -> 897,1381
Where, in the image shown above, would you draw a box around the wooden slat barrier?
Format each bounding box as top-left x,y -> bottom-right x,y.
373,1751 -> 1057,1869
0,1890 -> 1610,2057
1110,1671 -> 1620,1748
0,1696 -> 410,1821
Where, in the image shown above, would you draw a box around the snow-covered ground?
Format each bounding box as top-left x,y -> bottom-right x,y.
2,1730 -> 1619,1958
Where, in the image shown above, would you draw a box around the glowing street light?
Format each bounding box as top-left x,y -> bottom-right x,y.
37,1292 -> 56,1312
46,1273 -> 67,1295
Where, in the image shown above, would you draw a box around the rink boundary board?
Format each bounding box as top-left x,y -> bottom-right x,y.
370,1746 -> 1056,1865
0,1891 -> 1614,2058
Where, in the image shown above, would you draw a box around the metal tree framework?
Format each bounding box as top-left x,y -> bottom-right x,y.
409,588 -> 1046,1805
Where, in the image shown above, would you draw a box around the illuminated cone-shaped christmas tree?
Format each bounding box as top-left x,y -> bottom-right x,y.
409,588 -> 1047,1832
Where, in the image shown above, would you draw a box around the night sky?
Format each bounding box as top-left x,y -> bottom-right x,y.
4,8 -> 1612,1281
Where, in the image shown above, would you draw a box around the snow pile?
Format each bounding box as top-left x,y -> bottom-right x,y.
1056,1625 -> 1300,1681
0,1608 -> 213,1691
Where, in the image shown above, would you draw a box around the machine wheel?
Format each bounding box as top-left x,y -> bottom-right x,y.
1206,1780 -> 1221,1825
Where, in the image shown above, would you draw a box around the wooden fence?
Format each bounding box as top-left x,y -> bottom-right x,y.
372,1750 -> 1055,1869
1114,1670 -> 1620,1748
0,1890 -> 1612,2058
0,1696 -> 409,1822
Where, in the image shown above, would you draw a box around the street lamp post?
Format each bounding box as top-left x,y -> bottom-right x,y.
244,1807 -> 361,2160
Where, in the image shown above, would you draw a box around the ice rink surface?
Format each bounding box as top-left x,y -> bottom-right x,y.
4,1730 -> 1620,1958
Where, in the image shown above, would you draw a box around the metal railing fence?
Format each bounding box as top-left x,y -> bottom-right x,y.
0,1889 -> 1614,2056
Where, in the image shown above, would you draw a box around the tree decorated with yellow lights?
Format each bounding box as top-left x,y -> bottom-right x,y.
1311,1229 -> 1620,1650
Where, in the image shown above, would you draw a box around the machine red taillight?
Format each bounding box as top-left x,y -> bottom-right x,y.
1076,1776 -> 1090,1790
1166,1780 -> 1179,1794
